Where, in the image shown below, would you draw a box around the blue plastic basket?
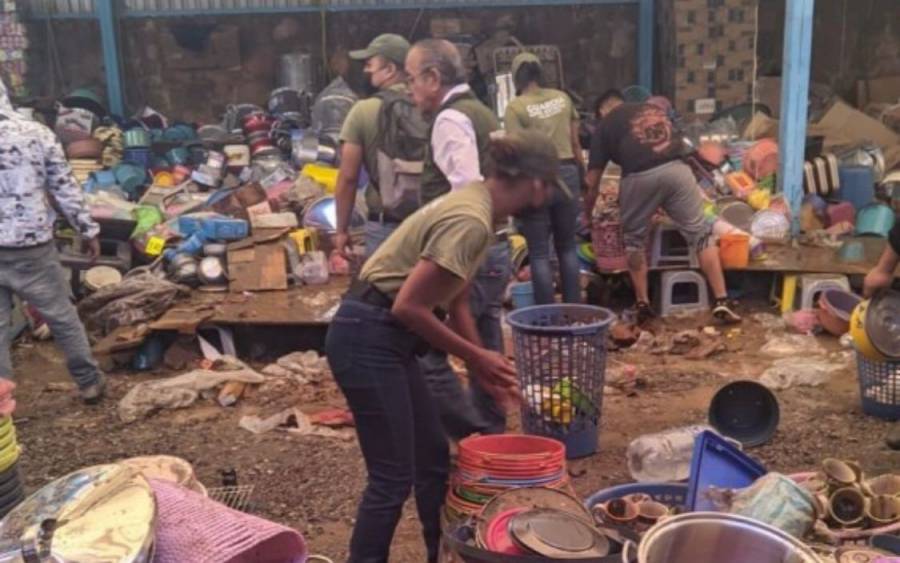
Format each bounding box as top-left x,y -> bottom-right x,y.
506,304 -> 615,459
857,352 -> 900,420
584,482 -> 688,512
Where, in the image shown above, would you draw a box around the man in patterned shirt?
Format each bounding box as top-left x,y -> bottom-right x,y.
0,78 -> 105,404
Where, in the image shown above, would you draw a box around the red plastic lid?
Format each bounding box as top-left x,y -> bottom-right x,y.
485,507 -> 530,555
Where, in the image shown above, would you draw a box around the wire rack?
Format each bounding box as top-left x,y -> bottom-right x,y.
207,485 -> 256,512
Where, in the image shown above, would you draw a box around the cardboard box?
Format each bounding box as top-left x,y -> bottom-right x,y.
857,75 -> 900,109
227,230 -> 289,292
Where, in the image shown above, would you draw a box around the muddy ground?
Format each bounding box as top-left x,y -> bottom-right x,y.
8,303 -> 900,561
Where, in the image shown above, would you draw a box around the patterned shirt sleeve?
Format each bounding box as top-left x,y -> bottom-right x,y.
42,129 -> 99,239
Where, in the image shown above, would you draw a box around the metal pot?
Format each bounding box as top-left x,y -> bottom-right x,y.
637,512 -> 822,563
198,257 -> 227,285
203,243 -> 227,258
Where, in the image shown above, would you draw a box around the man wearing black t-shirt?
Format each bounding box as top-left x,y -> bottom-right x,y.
585,99 -> 740,324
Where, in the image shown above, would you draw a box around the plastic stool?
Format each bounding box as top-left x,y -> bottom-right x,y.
58,238 -> 132,298
799,274 -> 850,310
650,223 -> 699,268
659,270 -> 709,317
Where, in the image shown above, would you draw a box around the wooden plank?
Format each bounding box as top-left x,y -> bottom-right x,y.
150,277 -> 350,329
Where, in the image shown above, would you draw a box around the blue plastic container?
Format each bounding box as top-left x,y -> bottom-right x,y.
177,213 -> 218,237
585,482 -> 688,512
686,431 -> 767,511
510,282 -> 535,309
855,203 -> 896,238
507,304 -> 615,459
838,165 -> 876,212
122,147 -> 152,169
201,217 -> 249,241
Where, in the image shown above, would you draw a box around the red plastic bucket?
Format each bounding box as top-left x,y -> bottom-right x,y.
459,435 -> 565,462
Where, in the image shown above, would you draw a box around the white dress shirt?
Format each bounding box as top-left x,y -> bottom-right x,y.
431,84 -> 483,191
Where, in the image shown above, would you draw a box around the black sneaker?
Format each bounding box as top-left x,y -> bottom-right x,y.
712,299 -> 742,324
635,301 -> 656,325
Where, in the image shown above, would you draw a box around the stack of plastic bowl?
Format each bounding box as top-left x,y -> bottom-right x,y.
0,417 -> 24,518
444,435 -> 569,524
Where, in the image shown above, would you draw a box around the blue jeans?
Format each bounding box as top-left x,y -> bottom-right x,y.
364,220 -> 399,258
517,162 -> 582,304
420,240 -> 511,439
0,243 -> 101,389
325,298 -> 449,563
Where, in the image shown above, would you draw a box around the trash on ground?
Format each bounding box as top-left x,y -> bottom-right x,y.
118,356 -> 266,422
239,407 -> 353,440
761,334 -> 826,357
759,357 -> 846,390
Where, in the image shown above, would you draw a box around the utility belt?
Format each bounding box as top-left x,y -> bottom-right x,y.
347,279 -> 447,357
366,210 -> 409,225
347,279 -> 448,321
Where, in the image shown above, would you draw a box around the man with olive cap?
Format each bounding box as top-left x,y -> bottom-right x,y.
332,33 -> 427,258
504,51 -> 584,306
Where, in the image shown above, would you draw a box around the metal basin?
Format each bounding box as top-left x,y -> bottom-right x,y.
638,512 -> 822,563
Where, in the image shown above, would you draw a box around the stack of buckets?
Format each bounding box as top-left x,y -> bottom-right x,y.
0,417 -> 23,518
444,435 -> 569,525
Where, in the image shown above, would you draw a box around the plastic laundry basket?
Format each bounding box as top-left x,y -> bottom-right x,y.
857,351 -> 900,420
506,304 -> 615,459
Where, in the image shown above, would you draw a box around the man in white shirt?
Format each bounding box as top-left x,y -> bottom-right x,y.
405,39 -> 510,438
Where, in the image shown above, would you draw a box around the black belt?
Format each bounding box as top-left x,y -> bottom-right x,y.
347,279 -> 448,323
367,211 -> 407,224
348,279 -> 394,309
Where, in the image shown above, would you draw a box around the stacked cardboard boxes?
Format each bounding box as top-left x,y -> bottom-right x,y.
659,0 -> 757,118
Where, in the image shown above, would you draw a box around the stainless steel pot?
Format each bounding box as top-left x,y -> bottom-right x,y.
637,513 -> 822,563
198,256 -> 227,285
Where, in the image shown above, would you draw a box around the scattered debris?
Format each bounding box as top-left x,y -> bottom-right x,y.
239,407 -> 353,440
761,334 -> 825,357
751,313 -> 785,331
262,351 -> 330,385
759,357 -> 845,390
783,309 -> 819,334
118,356 -> 266,422
78,273 -> 187,335
609,322 -> 642,348
307,408 -> 354,428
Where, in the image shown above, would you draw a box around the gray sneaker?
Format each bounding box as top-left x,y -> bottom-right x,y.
80,377 -> 106,405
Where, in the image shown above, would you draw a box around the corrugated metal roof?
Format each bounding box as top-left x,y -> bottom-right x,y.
26,0 -> 633,18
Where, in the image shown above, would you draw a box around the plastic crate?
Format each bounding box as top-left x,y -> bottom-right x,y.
585,482 -> 688,512
857,352 -> 900,420
506,304 -> 614,459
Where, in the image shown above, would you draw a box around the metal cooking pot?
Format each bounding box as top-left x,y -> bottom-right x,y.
198,256 -> 227,285
0,464 -> 155,562
637,512 -> 822,563
303,196 -> 365,235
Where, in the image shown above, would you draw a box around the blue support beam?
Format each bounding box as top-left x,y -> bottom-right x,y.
777,0 -> 815,234
96,0 -> 125,116
637,0 -> 653,92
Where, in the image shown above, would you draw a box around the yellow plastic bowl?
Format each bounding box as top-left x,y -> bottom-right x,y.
0,445 -> 20,473
851,300 -> 886,361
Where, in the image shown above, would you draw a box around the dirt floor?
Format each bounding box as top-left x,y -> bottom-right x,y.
8,301 -> 900,562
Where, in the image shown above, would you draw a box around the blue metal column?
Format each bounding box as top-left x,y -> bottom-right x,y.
96,0 -> 124,116
777,0 -> 815,233
638,0 -> 654,92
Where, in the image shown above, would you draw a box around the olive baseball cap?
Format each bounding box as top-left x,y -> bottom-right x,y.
349,34 -> 410,66
511,52 -> 541,77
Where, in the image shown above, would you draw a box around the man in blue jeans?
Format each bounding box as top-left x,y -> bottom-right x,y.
407,39 -> 509,437
0,79 -> 105,403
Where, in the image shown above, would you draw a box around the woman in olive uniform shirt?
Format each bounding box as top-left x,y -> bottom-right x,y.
325,130 -> 559,563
